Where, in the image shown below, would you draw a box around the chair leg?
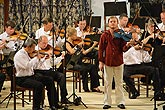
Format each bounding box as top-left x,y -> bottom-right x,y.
146,75 -> 149,97
22,91 -> 24,107
29,90 -> 31,102
78,72 -> 81,92
137,78 -> 140,94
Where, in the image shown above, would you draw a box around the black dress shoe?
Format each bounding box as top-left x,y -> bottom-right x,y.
55,104 -> 63,109
61,98 -> 72,104
130,92 -> 140,99
117,104 -> 125,109
49,106 -> 58,110
103,105 -> 111,109
33,108 -> 44,110
84,89 -> 90,92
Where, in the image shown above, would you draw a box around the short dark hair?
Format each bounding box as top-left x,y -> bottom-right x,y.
42,18 -> 53,24
5,20 -> 16,28
119,13 -> 128,20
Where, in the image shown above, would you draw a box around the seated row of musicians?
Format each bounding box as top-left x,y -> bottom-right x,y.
123,32 -> 161,99
14,38 -> 61,110
58,26 -> 101,92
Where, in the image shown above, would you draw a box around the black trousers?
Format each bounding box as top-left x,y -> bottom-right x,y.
0,73 -> 6,92
72,63 -> 100,91
123,63 -> 161,94
34,69 -> 68,102
16,74 -> 58,109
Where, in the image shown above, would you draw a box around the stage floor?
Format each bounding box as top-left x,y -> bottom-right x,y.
0,73 -> 164,110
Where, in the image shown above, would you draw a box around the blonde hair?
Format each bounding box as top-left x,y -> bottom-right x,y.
66,26 -> 77,38
147,18 -> 157,26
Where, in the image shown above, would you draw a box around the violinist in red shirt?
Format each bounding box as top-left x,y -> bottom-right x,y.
98,16 -> 131,109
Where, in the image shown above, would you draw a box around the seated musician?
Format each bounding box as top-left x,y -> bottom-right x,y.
60,26 -> 101,92
76,19 -> 99,71
0,20 -> 21,65
35,17 -> 65,48
34,35 -> 71,104
14,38 -> 60,110
123,32 -> 161,99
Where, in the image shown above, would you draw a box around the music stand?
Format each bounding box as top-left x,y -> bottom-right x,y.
85,34 -> 101,43
129,18 -> 146,29
85,16 -> 101,28
104,2 -> 127,16
140,2 -> 162,17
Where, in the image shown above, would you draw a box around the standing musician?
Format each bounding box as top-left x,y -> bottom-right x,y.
98,16 -> 132,109
34,35 -> 71,104
14,38 -> 60,110
60,26 -> 101,92
35,17 -> 65,48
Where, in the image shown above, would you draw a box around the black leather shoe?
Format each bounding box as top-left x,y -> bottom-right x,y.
103,105 -> 111,109
130,92 -> 140,99
84,89 -> 90,92
33,108 -> 44,110
49,106 -> 58,110
117,104 -> 125,109
55,104 -> 63,109
61,98 -> 72,104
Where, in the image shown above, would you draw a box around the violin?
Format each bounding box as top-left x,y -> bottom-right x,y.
42,44 -> 62,57
83,38 -> 93,46
133,40 -> 152,52
114,29 -> 132,42
72,37 -> 83,45
10,31 -> 28,40
29,50 -> 49,58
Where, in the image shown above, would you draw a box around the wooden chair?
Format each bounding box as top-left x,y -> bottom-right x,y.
66,69 -> 81,92
128,74 -> 149,98
12,67 -> 34,108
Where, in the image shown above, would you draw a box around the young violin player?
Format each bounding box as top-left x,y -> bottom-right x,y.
34,35 -> 71,104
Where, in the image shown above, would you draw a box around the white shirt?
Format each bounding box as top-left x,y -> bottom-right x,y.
158,23 -> 165,31
124,47 -> 152,65
75,27 -> 86,39
36,27 -> 65,48
34,45 -> 63,70
0,32 -> 19,55
14,48 -> 40,77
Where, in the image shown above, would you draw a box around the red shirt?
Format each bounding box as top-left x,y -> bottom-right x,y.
98,30 -> 129,67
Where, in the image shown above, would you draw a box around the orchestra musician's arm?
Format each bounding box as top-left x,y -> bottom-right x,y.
142,34 -> 154,44
82,41 -> 98,55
